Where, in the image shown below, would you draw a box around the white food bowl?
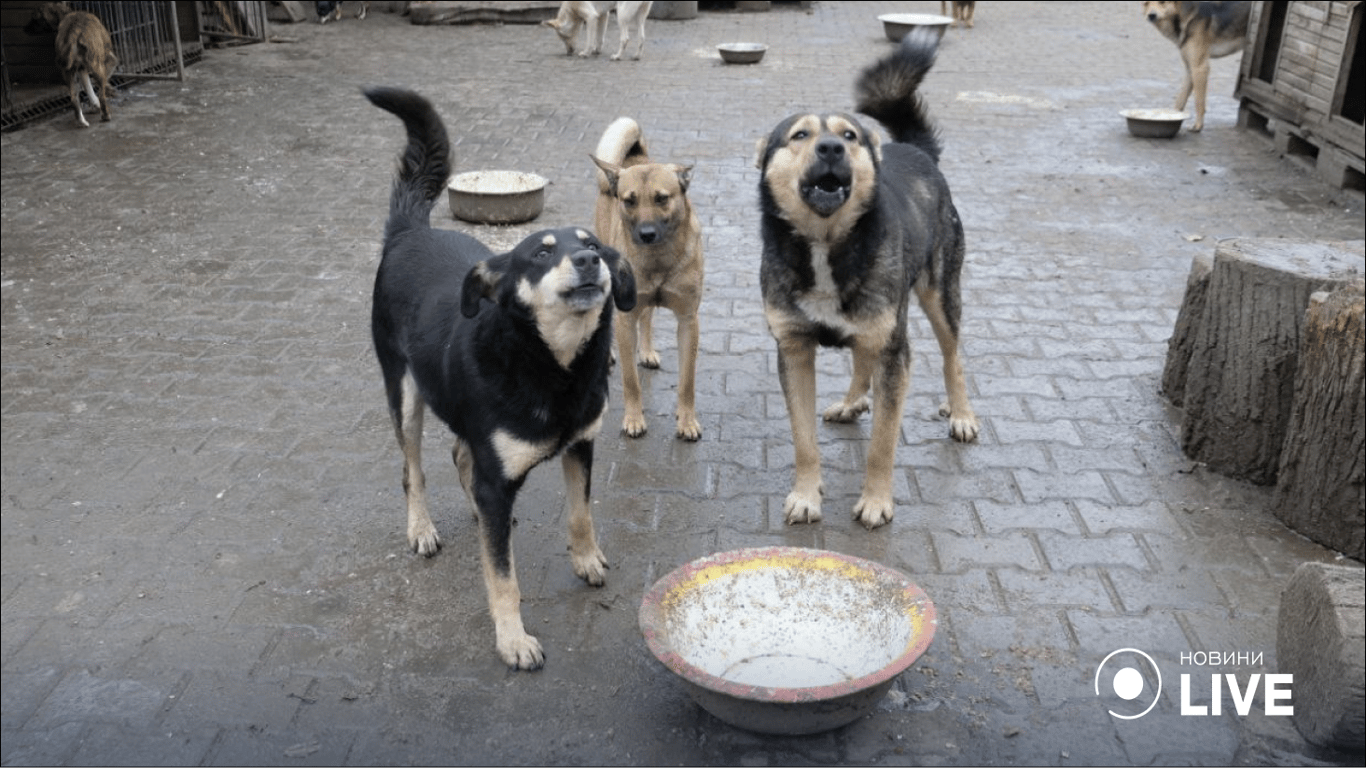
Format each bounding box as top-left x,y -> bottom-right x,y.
639,546 -> 937,735
879,13 -> 952,42
717,42 -> 768,64
447,170 -> 548,224
1120,108 -> 1189,138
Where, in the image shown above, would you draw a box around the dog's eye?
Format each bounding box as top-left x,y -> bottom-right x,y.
622,195 -> 638,209
535,249 -> 551,259
654,193 -> 669,206
585,241 -> 599,251
843,130 -> 857,141
791,130 -> 809,141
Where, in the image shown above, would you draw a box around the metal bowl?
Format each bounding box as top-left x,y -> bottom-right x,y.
717,42 -> 767,64
447,170 -> 548,224
1120,108 -> 1189,138
639,546 -> 937,735
878,13 -> 951,42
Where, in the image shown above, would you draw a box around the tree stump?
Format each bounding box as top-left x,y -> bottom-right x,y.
1273,283 -> 1366,561
1177,239 -> 1365,485
1162,252 -> 1214,407
1277,562 -> 1366,752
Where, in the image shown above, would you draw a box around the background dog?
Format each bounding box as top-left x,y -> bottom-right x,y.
25,2 -> 117,128
316,1 -> 369,24
940,1 -> 976,29
364,87 -> 635,670
592,117 -> 704,441
543,1 -> 654,61
1143,0 -> 1251,132
755,30 -> 979,530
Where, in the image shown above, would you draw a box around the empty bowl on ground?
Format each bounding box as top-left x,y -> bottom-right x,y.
878,13 -> 952,42
447,170 -> 548,224
1120,108 -> 1189,138
639,546 -> 937,735
718,42 -> 767,64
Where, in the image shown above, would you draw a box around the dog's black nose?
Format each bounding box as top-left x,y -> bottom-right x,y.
636,225 -> 660,244
816,137 -> 845,163
572,250 -> 601,268
1146,13 -> 1157,21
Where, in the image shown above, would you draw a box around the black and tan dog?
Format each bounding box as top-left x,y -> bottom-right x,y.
1143,1 -> 1251,132
755,30 -> 979,530
25,2 -> 117,128
591,118 -> 704,440
364,87 -> 635,670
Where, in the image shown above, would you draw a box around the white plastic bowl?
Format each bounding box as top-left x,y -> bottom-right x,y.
1120,108 -> 1189,138
879,13 -> 952,42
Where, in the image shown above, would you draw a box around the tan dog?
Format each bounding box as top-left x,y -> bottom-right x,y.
25,2 -> 117,128
1143,1 -> 1250,132
592,118 -> 704,440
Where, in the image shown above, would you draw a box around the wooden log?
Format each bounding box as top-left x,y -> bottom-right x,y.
1162,252 -> 1214,408
1277,562 -> 1366,752
1179,239 -> 1365,485
1274,283 -> 1365,561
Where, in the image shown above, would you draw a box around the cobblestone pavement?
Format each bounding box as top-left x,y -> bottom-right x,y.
3,2 -> 1363,765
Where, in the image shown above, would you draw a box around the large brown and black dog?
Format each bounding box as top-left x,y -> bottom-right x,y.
1143,1 -> 1251,132
365,87 -> 635,670
25,2 -> 117,128
592,117 -> 704,440
755,30 -> 979,530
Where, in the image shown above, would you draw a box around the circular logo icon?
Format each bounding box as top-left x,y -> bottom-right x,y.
1095,648 -> 1162,719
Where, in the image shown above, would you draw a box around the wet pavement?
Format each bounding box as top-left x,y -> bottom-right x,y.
3,2 -> 1364,765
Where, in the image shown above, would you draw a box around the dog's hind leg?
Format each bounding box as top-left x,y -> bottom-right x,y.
916,283 -> 980,443
68,76 -> 89,128
562,440 -> 608,585
636,305 -> 660,368
393,372 -> 442,555
775,335 -> 824,524
617,310 -> 650,437
823,348 -> 873,422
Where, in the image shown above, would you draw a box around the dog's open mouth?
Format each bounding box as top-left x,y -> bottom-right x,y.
800,171 -> 851,217
564,282 -> 607,310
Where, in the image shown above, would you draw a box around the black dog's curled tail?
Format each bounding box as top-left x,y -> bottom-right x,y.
364,87 -> 451,235
854,28 -> 942,163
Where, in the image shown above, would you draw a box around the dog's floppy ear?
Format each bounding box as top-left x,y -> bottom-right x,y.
591,155 -> 622,197
604,246 -> 637,312
460,256 -> 507,318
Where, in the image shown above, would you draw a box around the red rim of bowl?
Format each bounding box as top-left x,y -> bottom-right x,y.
638,546 -> 936,704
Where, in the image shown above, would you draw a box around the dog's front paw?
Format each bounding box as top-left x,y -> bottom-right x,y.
640,349 -> 661,369
939,402 -> 981,443
1190,121 -> 1204,133
675,410 -> 701,442
783,488 -> 824,525
622,412 -> 648,438
572,546 -> 608,586
823,396 -> 870,423
853,494 -> 895,529
497,631 -> 545,671
408,521 -> 442,557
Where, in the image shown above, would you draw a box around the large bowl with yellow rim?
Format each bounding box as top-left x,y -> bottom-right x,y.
638,546 -> 936,734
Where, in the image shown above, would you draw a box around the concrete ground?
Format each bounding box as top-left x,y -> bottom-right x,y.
3,2 -> 1363,764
